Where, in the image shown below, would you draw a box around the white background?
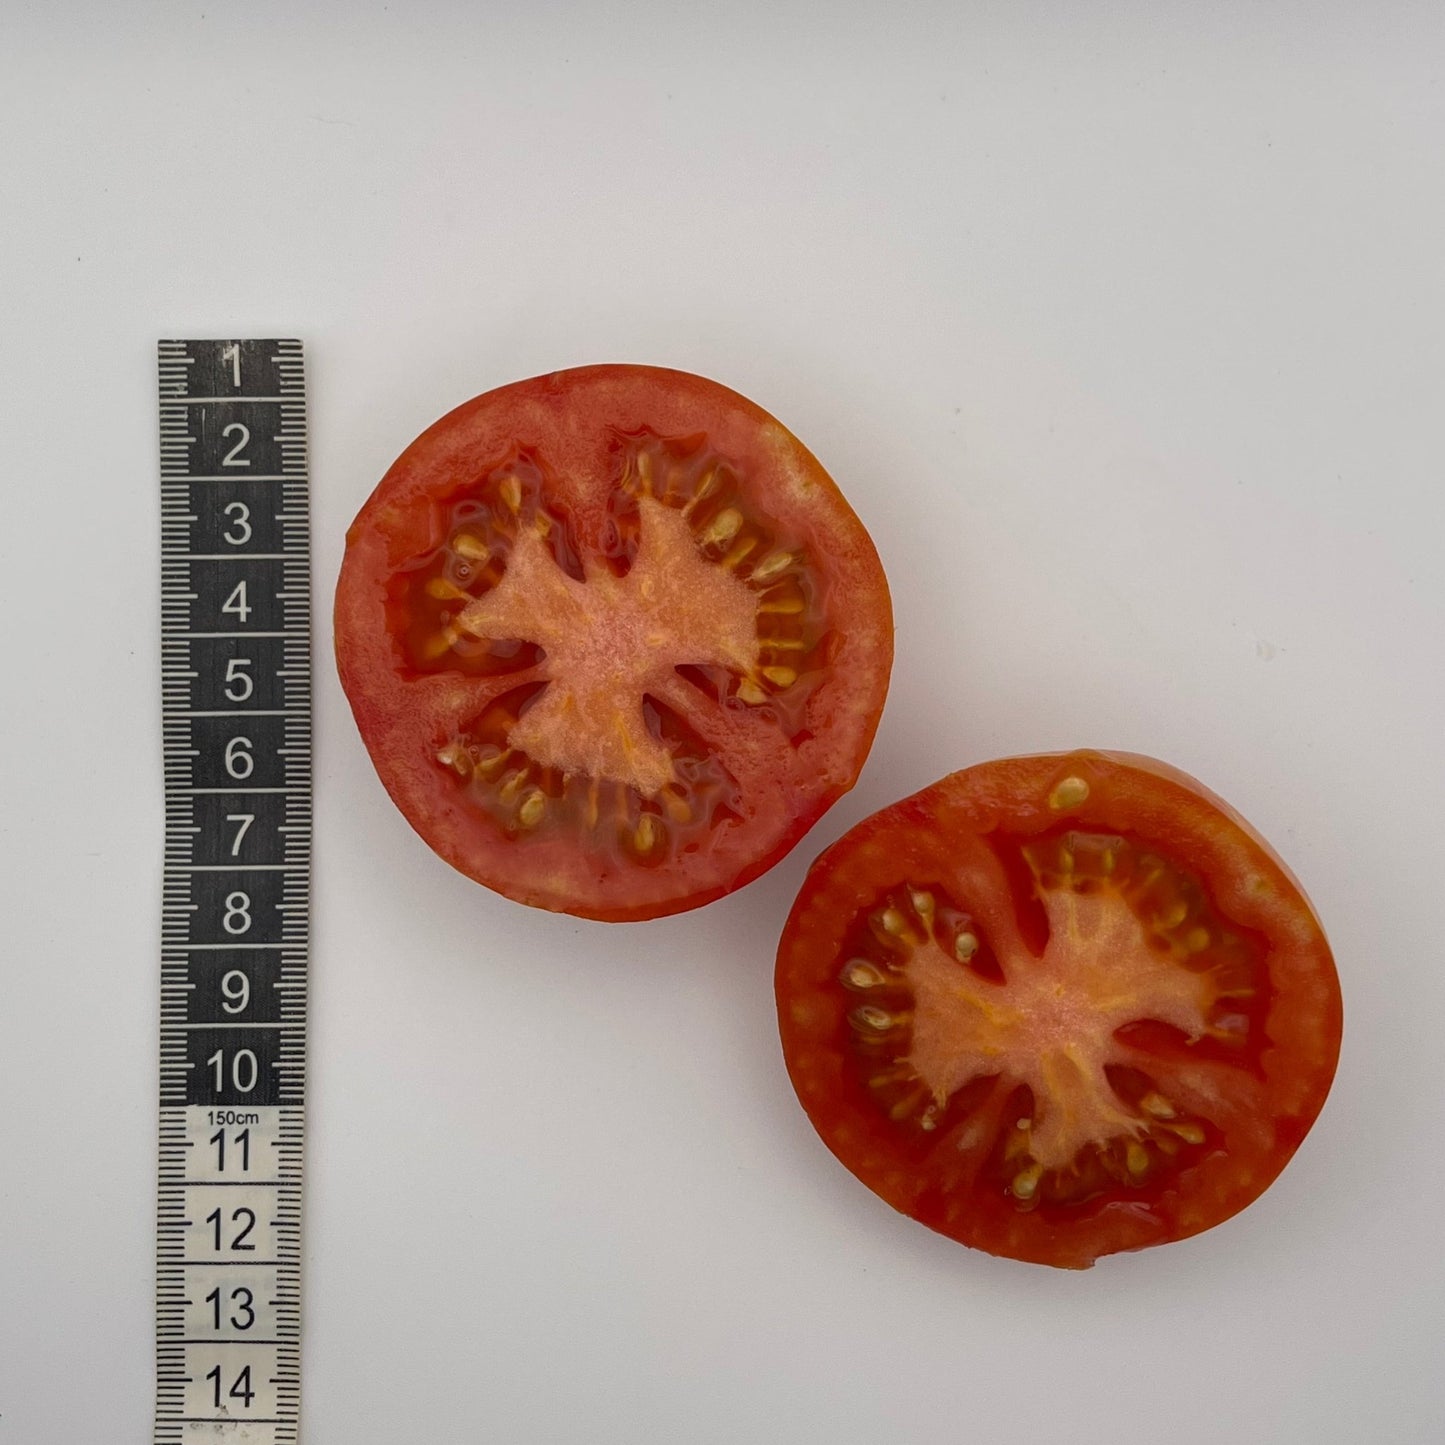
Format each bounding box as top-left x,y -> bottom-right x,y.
2,4 -> 1442,1442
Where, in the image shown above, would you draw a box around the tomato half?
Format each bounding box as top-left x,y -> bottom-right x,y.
335,365 -> 892,922
775,752 -> 1342,1268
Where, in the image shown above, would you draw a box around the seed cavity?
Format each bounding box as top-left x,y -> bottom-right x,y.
1049,775 -> 1090,811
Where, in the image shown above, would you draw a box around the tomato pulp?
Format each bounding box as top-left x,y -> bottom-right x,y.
335,365 -> 893,921
776,752 -> 1342,1267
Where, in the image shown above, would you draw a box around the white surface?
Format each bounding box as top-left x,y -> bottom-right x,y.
2,4 -> 1443,1442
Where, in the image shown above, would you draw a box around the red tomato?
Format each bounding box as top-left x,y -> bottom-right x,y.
776,752 -> 1342,1268
335,365 -> 892,922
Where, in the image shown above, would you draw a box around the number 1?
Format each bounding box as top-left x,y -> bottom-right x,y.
221,342 -> 241,388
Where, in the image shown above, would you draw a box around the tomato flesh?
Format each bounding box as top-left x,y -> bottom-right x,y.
336,367 -> 892,921
776,752 -> 1342,1267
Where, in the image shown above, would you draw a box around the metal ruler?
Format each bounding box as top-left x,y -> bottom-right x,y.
156,339 -> 311,1443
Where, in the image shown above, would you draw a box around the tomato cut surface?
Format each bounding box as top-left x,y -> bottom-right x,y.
335,365 -> 892,921
775,752 -> 1342,1268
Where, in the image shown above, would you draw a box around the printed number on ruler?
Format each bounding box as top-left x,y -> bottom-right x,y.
157,339 -> 310,1445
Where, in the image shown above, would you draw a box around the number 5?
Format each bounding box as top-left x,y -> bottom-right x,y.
223,658 -> 253,702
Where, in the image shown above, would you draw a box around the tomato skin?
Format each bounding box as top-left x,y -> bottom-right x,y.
335,365 -> 892,922
775,751 -> 1342,1268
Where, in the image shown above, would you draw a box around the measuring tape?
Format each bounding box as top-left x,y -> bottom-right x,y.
156,340 -> 310,1443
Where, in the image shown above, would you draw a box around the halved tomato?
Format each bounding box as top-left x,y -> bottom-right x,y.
335,365 -> 892,922
775,752 -> 1342,1268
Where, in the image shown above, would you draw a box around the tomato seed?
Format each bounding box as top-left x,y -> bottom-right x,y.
849,1005 -> 898,1034
425,577 -> 470,601
1011,1164 -> 1043,1200
750,550 -> 793,584
1139,1091 -> 1177,1120
1048,775 -> 1090,810
759,593 -> 806,615
840,960 -> 890,990
421,627 -> 459,660
721,535 -> 760,570
700,508 -> 743,547
1155,899 -> 1189,930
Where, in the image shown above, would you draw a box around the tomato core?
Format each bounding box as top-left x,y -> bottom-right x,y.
841,829 -> 1259,1204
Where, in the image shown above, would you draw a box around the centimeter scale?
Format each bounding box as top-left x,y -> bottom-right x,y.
156,339 -> 311,1443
